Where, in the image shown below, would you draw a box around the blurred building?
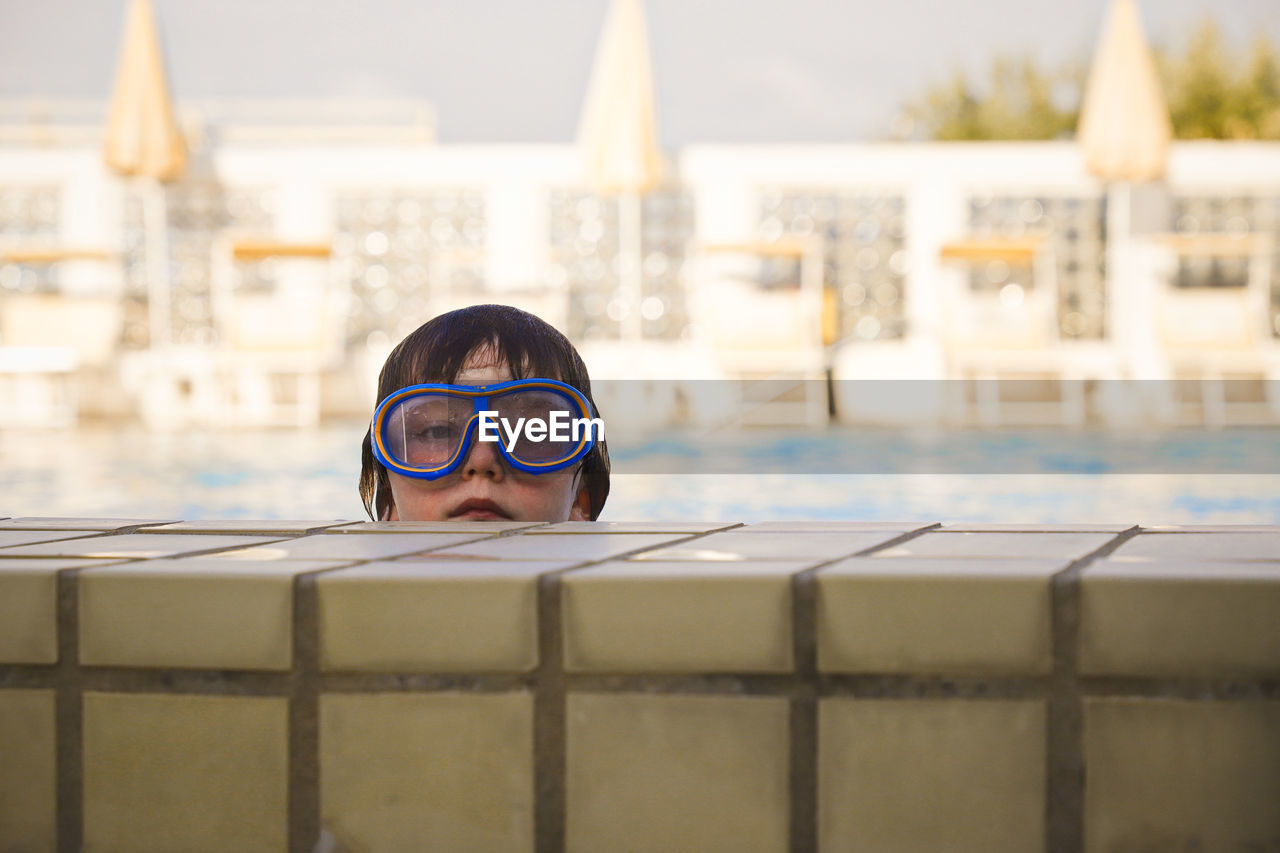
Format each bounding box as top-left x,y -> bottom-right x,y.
1,97 -> 1279,427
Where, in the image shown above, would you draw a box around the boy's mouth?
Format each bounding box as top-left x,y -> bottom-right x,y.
449,498 -> 511,521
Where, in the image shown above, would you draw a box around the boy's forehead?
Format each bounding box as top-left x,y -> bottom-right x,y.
452,344 -> 542,384
455,345 -> 513,383
455,361 -> 511,384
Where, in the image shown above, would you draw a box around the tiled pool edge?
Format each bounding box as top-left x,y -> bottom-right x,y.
1,520 -> 1278,852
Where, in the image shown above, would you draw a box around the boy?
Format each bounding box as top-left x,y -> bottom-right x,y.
359,304 -> 610,521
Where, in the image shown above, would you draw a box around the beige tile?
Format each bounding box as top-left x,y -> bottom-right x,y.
566,693 -> 789,853
213,532 -> 486,561
0,529 -> 103,549
0,689 -> 56,852
0,556 -> 126,663
940,522 -> 1134,532
0,517 -> 176,530
0,557 -> 123,570
742,521 -> 932,532
138,519 -> 353,534
0,561 -> 59,664
0,532 -> 283,559
563,561 -> 810,673
628,530 -> 900,562
1080,560 -> 1280,676
83,692 -> 288,853
531,521 -> 741,533
427,533 -> 691,562
320,692 -> 533,851
319,560 -> 577,672
1110,532 -> 1280,562
874,531 -> 1116,559
817,558 -> 1062,675
79,559 -> 346,670
820,698 -> 1046,853
1140,524 -> 1280,532
1084,698 -> 1280,852
327,520 -> 545,533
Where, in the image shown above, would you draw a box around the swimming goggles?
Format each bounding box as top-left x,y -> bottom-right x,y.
370,378 -> 600,479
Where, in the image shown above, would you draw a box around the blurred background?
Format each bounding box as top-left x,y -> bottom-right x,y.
1,0 -> 1279,521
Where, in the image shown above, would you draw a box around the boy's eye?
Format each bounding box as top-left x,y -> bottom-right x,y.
410,422 -> 458,443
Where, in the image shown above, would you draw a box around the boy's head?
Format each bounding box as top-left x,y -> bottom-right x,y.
359,304 -> 610,521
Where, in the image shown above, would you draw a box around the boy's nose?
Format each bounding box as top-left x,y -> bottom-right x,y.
461,434 -> 505,481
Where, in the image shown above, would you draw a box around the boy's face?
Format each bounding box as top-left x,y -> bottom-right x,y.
384,346 -> 592,522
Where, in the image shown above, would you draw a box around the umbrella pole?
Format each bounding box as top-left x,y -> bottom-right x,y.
144,177 -> 172,351
1105,178 -> 1130,346
618,191 -> 643,342
1109,180 -> 1131,246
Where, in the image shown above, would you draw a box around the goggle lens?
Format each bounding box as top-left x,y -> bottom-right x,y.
490,387 -> 591,463
385,394 -> 474,468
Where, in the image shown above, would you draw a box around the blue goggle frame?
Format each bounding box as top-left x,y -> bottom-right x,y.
370,377 -> 599,480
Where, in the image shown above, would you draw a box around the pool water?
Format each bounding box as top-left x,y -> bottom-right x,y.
3,423 -> 1279,523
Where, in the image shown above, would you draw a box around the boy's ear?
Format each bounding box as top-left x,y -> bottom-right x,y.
568,486 -> 591,521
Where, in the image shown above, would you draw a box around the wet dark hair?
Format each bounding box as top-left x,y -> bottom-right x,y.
359,304 -> 610,520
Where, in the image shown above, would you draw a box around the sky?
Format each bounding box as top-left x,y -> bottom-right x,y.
1,0 -> 1277,146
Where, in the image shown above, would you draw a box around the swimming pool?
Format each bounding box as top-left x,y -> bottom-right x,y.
3,423 -> 1279,522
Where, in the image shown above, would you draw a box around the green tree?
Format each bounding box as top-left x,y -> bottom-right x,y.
1229,38 -> 1280,138
1161,20 -> 1237,138
905,19 -> 1280,141
905,57 -> 1081,140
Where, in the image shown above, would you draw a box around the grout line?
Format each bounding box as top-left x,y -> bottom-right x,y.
1079,676 -> 1280,700
10,662 -> 1273,692
534,569 -> 567,853
287,562 -> 365,853
852,523 -> 943,557
128,526 -> 349,536
566,673 -> 798,694
54,567 -> 82,853
319,522 -> 552,537
13,665 -> 1274,699
288,570 -> 322,853
320,673 -> 536,692
817,674 -> 1047,699
0,664 -> 57,689
1045,527 -> 1140,853
497,524 -> 553,536
77,669 -> 289,695
789,567 -> 818,853
100,524 -> 176,534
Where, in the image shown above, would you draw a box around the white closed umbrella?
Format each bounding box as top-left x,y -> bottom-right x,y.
1078,0 -> 1173,379
1077,0 -> 1171,184
577,0 -> 665,342
1078,0 -> 1172,243
103,0 -> 186,351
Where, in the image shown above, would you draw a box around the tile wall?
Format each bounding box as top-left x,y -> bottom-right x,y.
1,517 -> 1278,852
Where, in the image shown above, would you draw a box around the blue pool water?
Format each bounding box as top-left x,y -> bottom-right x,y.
3,423 -> 1279,522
